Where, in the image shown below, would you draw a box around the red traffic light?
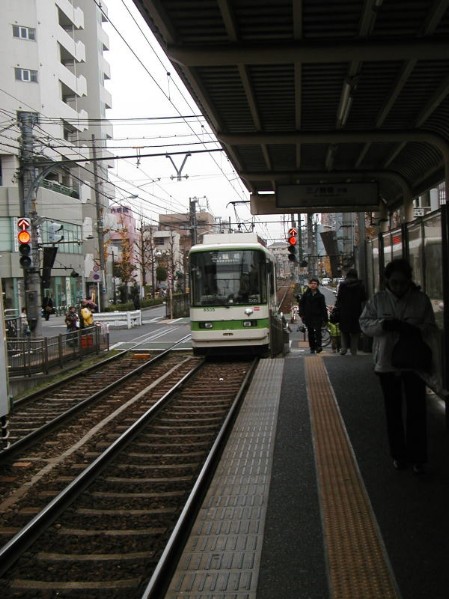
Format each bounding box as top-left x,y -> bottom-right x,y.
288,235 -> 297,245
18,230 -> 31,244
18,226 -> 33,270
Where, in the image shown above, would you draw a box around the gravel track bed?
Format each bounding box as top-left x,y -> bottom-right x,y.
6,354 -> 156,445
0,353 -> 199,538
0,360 -> 252,598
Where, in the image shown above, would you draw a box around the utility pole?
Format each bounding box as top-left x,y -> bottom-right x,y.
297,214 -> 303,264
92,135 -> 107,312
307,214 -> 316,277
167,233 -> 176,319
18,111 -> 42,338
189,197 -> 198,245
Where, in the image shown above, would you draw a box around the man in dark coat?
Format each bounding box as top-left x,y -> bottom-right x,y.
42,295 -> 53,321
298,278 -> 328,353
335,269 -> 367,355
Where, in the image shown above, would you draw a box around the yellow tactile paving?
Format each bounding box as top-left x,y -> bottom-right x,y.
305,356 -> 401,599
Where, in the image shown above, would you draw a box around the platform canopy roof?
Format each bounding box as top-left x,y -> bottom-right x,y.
134,0 -> 449,214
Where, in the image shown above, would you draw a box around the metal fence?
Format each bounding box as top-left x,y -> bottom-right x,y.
270,313 -> 286,357
7,325 -> 109,377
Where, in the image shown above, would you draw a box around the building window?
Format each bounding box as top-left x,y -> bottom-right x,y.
13,25 -> 36,40
15,68 -> 38,83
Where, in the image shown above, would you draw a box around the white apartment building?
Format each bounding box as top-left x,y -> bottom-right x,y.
0,0 -> 113,313
268,241 -> 289,280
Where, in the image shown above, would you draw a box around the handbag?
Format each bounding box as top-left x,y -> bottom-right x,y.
329,306 -> 340,324
391,331 -> 432,371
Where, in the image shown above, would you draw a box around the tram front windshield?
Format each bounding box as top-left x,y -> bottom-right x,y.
191,250 -> 267,306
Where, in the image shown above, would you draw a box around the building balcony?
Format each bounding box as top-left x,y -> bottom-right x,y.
100,55 -> 111,80
58,30 -> 86,64
98,25 -> 110,52
100,86 -> 112,110
56,0 -> 84,30
60,68 -> 87,99
42,179 -> 80,199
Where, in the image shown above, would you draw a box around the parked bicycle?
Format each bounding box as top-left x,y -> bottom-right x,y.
297,323 -> 331,348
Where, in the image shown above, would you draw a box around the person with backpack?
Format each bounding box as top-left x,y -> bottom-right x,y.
80,300 -> 94,327
335,269 -> 367,355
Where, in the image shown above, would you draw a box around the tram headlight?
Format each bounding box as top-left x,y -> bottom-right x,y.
243,320 -> 257,327
199,322 -> 213,329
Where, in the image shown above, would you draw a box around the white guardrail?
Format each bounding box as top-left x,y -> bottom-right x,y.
93,310 -> 142,329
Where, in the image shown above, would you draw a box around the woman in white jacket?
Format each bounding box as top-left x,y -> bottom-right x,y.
359,259 -> 436,474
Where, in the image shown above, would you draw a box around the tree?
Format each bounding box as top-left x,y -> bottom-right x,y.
113,215 -> 136,301
156,265 -> 167,286
134,220 -> 158,298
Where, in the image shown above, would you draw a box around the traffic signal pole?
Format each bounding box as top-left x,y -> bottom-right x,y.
18,112 -> 42,338
287,225 -> 298,272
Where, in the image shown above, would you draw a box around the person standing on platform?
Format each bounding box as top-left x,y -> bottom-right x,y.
359,258 -> 436,474
335,269 -> 367,355
298,278 -> 328,354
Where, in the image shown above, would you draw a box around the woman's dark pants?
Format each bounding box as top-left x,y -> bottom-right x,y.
377,371 -> 427,464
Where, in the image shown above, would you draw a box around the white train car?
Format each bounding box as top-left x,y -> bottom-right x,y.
189,233 -> 280,355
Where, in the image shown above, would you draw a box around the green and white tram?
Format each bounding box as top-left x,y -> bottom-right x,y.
189,233 -> 281,355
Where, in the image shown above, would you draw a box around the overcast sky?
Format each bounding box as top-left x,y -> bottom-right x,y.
103,0 -> 289,244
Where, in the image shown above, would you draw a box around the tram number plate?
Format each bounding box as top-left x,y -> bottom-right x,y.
203,307 -> 216,311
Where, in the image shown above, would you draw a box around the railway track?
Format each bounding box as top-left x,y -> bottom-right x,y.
0,358 -> 257,598
0,351 -> 199,535
1,346 -> 191,457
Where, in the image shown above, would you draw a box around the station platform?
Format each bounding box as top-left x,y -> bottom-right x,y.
166,332 -> 449,599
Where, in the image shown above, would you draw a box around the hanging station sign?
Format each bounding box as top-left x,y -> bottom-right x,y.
276,183 -> 379,212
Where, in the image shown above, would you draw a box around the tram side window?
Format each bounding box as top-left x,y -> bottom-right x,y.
268,262 -> 275,303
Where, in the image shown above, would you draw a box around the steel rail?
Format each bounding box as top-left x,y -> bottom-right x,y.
141,358 -> 259,599
0,334 -> 192,460
0,356 -> 205,576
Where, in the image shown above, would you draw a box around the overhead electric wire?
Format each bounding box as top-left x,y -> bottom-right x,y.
0,21 -> 248,228
30,112 -> 225,222
0,138 -> 20,151
30,120 -> 193,219
39,138 -> 222,151
98,0 -> 248,204
25,124 -> 185,221
37,114 -> 206,125
30,118 -> 215,217
0,5 -> 263,239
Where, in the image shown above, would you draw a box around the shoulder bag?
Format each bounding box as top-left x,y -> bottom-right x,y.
391,331 -> 432,372
329,305 -> 340,324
